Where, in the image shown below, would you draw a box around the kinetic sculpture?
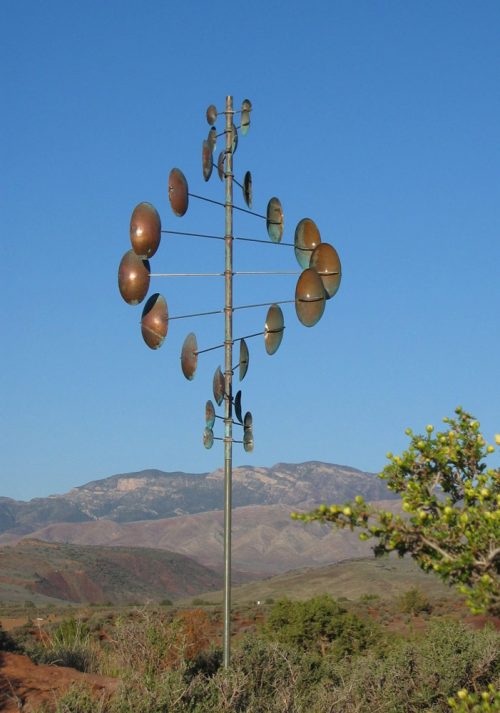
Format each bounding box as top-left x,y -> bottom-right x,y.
118,96 -> 342,666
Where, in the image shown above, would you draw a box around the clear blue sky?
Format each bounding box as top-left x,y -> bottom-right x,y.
1,1 -> 499,500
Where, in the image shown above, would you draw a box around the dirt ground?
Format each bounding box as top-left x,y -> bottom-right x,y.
0,652 -> 117,712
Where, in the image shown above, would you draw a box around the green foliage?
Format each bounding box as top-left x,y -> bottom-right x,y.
38,684 -> 110,713
27,605 -> 498,713
294,409 -> 500,614
399,587 -> 433,615
448,685 -> 500,712
28,617 -> 98,672
265,594 -> 379,657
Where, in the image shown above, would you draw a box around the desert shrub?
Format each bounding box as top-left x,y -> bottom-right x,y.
399,587 -> 433,615
322,619 -> 500,713
0,622 -> 19,652
184,646 -> 222,680
108,608 -> 175,678
265,594 -> 379,657
28,618 -> 99,672
38,683 -> 111,712
174,609 -> 211,663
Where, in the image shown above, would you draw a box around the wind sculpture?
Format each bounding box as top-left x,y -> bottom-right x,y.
117,95 -> 342,666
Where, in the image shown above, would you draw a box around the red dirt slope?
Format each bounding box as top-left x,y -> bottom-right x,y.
0,652 -> 117,712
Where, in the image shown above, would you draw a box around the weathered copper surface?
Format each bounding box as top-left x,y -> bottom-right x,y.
309,243 -> 342,299
234,390 -> 243,423
264,304 -> 284,355
202,140 -> 213,182
230,122 -> 238,154
217,151 -> 225,181
295,268 -> 326,327
141,293 -> 168,349
181,332 -> 198,380
242,171 -> 252,208
294,218 -> 321,268
206,104 -> 217,125
130,202 -> 161,259
213,366 -> 225,406
118,249 -> 150,305
241,103 -> 250,135
168,168 -> 189,216
203,427 -> 214,449
207,126 -> 217,153
243,427 -> 254,453
266,197 -> 284,243
205,400 -> 216,428
239,339 -> 249,381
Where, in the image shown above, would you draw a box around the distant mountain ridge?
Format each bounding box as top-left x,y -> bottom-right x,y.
0,461 -> 393,539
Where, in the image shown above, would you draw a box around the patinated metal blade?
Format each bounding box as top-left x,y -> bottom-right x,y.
141,293 -> 168,349
295,268 -> 326,327
118,249 -> 150,305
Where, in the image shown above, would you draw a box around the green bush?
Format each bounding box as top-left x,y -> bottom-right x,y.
399,587 -> 433,615
265,594 -> 379,657
28,618 -> 98,672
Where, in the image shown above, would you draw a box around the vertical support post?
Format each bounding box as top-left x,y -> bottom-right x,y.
223,94 -> 234,668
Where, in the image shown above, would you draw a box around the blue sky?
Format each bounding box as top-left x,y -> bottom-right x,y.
1,1 -> 499,500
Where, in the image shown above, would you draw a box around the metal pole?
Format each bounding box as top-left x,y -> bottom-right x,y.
223,95 -> 234,668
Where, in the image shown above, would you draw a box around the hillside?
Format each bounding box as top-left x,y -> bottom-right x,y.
0,461 -> 393,539
0,539 -> 223,605
182,555 -> 456,606
3,500 -> 402,576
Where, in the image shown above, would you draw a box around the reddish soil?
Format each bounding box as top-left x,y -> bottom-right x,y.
0,652 -> 117,712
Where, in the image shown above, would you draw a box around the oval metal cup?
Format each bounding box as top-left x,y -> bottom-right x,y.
241,103 -> 250,135
118,249 -> 150,305
217,151 -> 225,181
168,168 -> 189,217
130,202 -> 161,259
243,427 -> 254,453
239,339 -> 249,381
205,400 -> 216,428
242,171 -> 252,208
203,427 -> 214,449
141,293 -> 168,349
294,218 -> 321,268
181,332 -> 198,380
206,104 -> 217,125
202,140 -> 213,182
266,197 -> 284,243
234,390 -> 243,424
230,122 -> 238,154
295,268 -> 326,327
243,411 -> 252,429
310,243 -> 342,299
213,366 -> 224,406
264,304 -> 285,355
207,126 -> 217,153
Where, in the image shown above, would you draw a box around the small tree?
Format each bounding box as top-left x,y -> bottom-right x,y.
293,408 -> 499,615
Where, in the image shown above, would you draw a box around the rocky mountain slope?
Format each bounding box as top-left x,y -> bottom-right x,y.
0,462 -> 393,539
0,539 -> 223,605
2,501 -> 403,577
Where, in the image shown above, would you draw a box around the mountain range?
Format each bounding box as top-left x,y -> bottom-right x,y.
0,462 -> 399,602
0,461 -> 392,538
